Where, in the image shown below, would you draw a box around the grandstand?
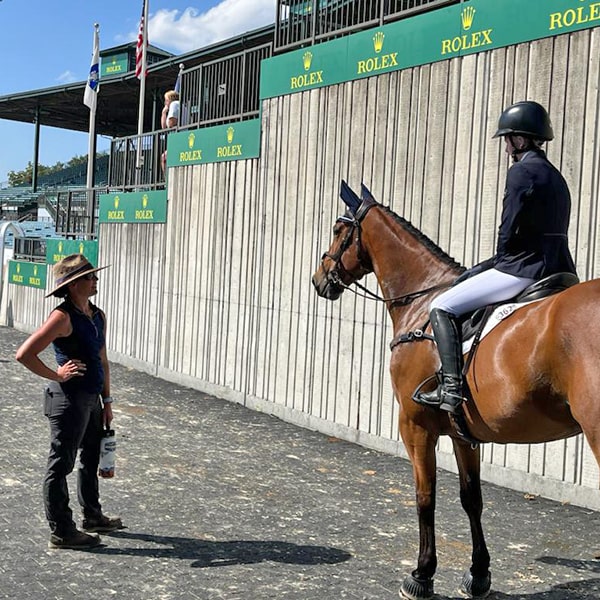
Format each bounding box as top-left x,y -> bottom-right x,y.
0,154 -> 109,221
1,220 -> 56,250
36,154 -> 109,189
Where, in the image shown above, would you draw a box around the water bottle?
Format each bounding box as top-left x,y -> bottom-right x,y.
99,428 -> 116,478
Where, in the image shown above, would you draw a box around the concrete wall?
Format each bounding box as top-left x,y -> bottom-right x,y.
4,29 -> 600,509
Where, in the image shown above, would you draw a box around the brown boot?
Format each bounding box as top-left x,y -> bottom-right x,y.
82,514 -> 124,533
49,529 -> 101,549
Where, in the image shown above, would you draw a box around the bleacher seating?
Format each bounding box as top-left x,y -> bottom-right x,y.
36,154 -> 109,188
0,187 -> 38,218
0,154 -> 109,221
0,220 -> 56,249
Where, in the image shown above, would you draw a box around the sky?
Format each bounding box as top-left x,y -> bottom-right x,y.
0,0 -> 277,185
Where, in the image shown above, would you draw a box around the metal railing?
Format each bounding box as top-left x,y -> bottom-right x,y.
179,43 -> 272,129
108,131 -> 167,191
53,188 -> 101,238
13,237 -> 48,262
108,43 -> 272,190
275,0 -> 460,51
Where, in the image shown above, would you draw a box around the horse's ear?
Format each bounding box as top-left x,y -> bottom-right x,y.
361,182 -> 375,203
340,180 -> 361,214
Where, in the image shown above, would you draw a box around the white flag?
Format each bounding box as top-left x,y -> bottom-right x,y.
84,25 -> 100,111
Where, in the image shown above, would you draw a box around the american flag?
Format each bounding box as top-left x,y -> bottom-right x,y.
135,0 -> 147,80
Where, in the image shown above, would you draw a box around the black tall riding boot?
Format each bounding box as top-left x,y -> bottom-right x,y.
415,308 -> 464,414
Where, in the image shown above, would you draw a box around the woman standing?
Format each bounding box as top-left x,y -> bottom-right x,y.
16,254 -> 122,549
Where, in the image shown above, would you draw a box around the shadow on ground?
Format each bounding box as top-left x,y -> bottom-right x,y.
94,530 -> 353,568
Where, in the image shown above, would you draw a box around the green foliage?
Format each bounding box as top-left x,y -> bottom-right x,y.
7,153 -> 107,187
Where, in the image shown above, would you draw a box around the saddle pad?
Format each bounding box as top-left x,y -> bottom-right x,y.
462,298 -> 544,354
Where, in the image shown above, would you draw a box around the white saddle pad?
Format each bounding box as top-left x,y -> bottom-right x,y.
462,298 -> 543,354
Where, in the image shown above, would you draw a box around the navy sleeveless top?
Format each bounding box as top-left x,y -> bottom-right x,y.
52,299 -> 105,395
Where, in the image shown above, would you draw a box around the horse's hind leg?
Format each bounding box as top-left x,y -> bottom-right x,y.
569,376 -> 600,470
452,440 -> 492,599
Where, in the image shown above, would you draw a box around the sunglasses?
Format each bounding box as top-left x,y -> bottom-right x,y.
82,273 -> 99,281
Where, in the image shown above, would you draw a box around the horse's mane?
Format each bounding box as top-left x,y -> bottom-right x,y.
383,205 -> 466,273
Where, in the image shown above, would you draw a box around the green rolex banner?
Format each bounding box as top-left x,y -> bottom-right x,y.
98,190 -> 167,224
101,53 -> 128,78
166,118 -> 261,167
46,239 -> 99,266
260,0 -> 600,99
8,260 -> 47,290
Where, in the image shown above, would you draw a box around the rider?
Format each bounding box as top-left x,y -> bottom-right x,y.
415,100 -> 578,415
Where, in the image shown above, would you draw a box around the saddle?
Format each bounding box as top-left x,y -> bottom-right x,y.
460,272 -> 579,342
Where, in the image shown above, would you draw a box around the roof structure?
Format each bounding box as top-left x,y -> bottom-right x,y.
0,25 -> 274,139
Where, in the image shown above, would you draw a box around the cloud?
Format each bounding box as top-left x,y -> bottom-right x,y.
148,0 -> 276,54
57,70 -> 78,84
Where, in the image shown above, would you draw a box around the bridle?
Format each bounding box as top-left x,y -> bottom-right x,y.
321,214 -> 372,291
320,199 -> 453,307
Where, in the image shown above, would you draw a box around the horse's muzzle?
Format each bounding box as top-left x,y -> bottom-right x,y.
312,271 -> 343,300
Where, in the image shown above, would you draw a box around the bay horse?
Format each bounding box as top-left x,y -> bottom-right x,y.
312,181 -> 600,599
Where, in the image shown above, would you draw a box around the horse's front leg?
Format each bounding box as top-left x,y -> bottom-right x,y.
399,423 -> 438,600
452,439 -> 492,599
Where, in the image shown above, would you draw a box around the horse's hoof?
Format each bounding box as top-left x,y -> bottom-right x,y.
459,569 -> 491,598
400,572 -> 434,600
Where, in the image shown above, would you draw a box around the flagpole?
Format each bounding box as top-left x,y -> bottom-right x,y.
85,23 -> 100,235
135,0 -> 148,183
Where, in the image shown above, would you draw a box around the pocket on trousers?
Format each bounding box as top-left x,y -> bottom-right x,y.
43,384 -> 68,417
43,387 -> 52,417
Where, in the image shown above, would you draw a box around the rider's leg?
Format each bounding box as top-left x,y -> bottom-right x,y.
416,269 -> 536,414
417,308 -> 464,413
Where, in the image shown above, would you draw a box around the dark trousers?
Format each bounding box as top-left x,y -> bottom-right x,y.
43,382 -> 103,536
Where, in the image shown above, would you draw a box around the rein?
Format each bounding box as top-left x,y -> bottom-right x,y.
328,272 -> 452,307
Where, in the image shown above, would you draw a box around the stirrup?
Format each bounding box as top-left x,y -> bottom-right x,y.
438,391 -> 464,415
412,374 -> 443,407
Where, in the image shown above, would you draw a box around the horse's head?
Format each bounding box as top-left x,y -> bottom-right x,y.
312,181 -> 377,300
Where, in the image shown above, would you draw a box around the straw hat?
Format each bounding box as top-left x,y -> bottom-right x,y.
46,253 -> 109,298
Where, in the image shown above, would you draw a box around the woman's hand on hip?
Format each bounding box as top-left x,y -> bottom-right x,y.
56,359 -> 87,382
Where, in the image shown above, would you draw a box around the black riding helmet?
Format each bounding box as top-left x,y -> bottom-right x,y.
493,100 -> 554,141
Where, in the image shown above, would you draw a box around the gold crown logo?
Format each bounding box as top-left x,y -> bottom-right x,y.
227,126 -> 235,144
188,132 -> 195,149
303,51 -> 313,71
16,264 -> 20,273
79,242 -> 84,254
373,31 -> 385,53
461,6 -> 476,30
58,241 -> 63,253
114,196 -> 120,209
34,265 -> 38,276
142,194 -> 148,208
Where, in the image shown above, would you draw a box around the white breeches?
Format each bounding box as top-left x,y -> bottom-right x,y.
430,268 -> 536,317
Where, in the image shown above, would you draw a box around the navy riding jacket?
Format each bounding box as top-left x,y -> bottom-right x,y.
489,149 -> 577,279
